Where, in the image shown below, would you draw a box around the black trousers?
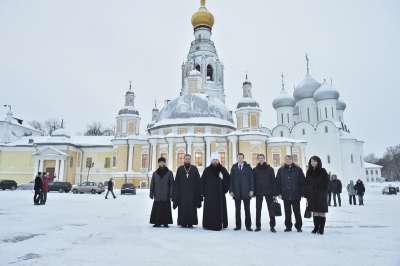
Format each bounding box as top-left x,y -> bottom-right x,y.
41,191 -> 47,204
235,199 -> 251,229
34,190 -> 41,204
255,195 -> 276,228
283,200 -> 302,229
349,195 -> 356,205
327,192 -> 332,205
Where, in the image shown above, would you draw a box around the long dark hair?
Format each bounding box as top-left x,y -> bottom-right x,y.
307,155 -> 322,172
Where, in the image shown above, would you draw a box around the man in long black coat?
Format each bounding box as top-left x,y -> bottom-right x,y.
201,152 -> 230,231
229,153 -> 254,231
149,157 -> 174,227
276,155 -> 306,232
33,172 -> 42,205
173,154 -> 202,228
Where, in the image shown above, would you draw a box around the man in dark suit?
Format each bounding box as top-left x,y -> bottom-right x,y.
229,153 -> 255,231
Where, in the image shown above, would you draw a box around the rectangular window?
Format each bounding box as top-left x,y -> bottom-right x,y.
331,107 -> 334,118
325,126 -> 328,133
69,157 -> 73,168
366,170 -> 368,175
287,113 -> 289,124
104,158 -> 111,168
375,170 -> 378,175
293,154 -> 298,163
273,154 -> 280,167
112,156 -> 116,168
219,152 -> 226,167
325,107 -> 328,119
281,113 -> 283,124
370,170 -> 373,175
280,131 -> 283,137
302,129 -> 305,135
307,108 -> 310,122
141,154 -> 149,168
327,155 -> 331,163
195,152 -> 203,167
351,154 -> 354,163
252,153 -> 258,167
86,157 -> 92,168
177,153 -> 184,166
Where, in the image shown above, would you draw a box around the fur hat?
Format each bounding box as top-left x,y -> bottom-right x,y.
158,157 -> 166,163
210,152 -> 220,162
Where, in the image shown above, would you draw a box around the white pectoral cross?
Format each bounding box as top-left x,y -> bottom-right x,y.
186,174 -> 189,178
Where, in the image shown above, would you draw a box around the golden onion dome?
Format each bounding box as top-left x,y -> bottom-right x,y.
191,0 -> 215,29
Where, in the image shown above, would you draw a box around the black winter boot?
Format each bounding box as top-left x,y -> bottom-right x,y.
318,217 -> 326,235
312,216 -> 319,234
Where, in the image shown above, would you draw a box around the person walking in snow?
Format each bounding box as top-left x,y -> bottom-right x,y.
305,156 -> 329,235
354,179 -> 365,205
347,180 -> 357,205
331,174 -> 342,207
34,172 -> 43,205
105,178 -> 117,199
41,173 -> 57,205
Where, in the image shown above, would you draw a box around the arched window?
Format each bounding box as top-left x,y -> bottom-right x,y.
164,131 -> 170,136
325,107 -> 328,119
196,64 -> 200,72
179,130 -> 186,135
196,130 -> 203,134
207,65 -> 213,81
212,130 -> 219,135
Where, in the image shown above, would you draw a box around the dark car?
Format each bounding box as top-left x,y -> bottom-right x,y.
48,181 -> 72,193
0,180 -> 17,190
382,187 -> 397,195
121,183 -> 136,195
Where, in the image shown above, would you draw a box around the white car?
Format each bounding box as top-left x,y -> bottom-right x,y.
17,180 -> 35,190
72,182 -> 105,194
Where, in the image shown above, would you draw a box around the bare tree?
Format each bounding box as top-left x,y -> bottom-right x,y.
364,153 -> 379,164
84,122 -> 115,136
383,145 -> 400,181
27,120 -> 45,134
44,118 -> 62,135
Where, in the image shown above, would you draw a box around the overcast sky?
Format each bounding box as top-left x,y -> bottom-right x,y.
1,0 -> 399,157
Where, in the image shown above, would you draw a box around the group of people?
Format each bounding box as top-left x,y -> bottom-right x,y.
327,175 -> 366,206
33,172 -> 56,205
149,152 -> 350,235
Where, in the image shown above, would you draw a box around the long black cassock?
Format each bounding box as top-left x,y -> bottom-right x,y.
201,163 -> 230,231
173,164 -> 202,226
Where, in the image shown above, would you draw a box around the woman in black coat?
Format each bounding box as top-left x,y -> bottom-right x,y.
305,156 -> 329,235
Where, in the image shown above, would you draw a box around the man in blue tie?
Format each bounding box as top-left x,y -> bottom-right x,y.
229,153 -> 255,231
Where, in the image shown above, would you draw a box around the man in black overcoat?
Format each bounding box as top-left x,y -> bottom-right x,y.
253,154 -> 277,233
201,152 -> 230,231
229,153 -> 254,231
276,155 -> 306,232
34,172 -> 42,205
173,154 -> 202,228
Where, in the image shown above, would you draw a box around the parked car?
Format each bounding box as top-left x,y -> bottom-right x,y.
0,180 -> 17,190
48,181 -> 72,193
18,180 -> 35,190
121,183 -> 136,195
382,187 -> 397,195
72,182 -> 105,194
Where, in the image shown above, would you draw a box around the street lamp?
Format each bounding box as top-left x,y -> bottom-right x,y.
86,161 -> 94,182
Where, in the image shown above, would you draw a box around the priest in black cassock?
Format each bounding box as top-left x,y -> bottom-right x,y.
173,154 -> 202,228
149,157 -> 174,227
201,152 -> 231,231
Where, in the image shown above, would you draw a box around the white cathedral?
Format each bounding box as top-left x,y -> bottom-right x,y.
0,0 -> 365,188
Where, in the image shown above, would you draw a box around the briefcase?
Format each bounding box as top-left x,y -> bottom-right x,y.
270,199 -> 282,216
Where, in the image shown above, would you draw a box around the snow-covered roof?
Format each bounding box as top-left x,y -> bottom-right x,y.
293,73 -> 321,101
313,80 -> 339,102
267,137 -> 307,144
51,128 -> 71,138
272,89 -> 296,109
340,131 -> 356,139
2,135 -> 115,147
364,162 -> 383,169
118,105 -> 140,116
0,117 -> 42,133
189,69 -> 202,77
337,97 -> 347,111
236,97 -> 259,109
151,93 -> 235,129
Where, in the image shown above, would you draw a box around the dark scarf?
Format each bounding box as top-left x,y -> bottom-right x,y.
156,166 -> 169,178
209,163 -> 222,177
256,162 -> 269,169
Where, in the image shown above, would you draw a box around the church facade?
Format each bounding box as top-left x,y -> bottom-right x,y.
0,0 -> 365,188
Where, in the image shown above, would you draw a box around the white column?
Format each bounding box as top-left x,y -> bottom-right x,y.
206,140 -> 211,167
128,141 -> 133,172
151,141 -> 157,171
33,159 -> 39,179
187,141 -> 192,158
168,140 -> 173,170
39,159 -> 44,172
59,160 -> 65,181
286,146 -> 291,156
231,141 -> 237,166
55,159 -> 60,180
301,145 -> 307,172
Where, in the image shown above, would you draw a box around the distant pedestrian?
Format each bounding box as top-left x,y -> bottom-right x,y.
41,173 -> 56,205
276,155 -> 306,232
105,178 -> 117,199
305,156 -> 329,235
347,180 -> 357,205
149,157 -> 174,227
331,174 -> 342,207
354,179 -> 365,205
34,172 -> 43,205
327,176 -> 332,206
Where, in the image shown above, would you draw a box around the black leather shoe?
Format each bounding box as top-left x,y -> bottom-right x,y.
284,228 -> 292,232
246,227 -> 253,231
233,227 -> 241,231
255,227 -> 261,232
152,224 -> 161,227
270,228 -> 276,233
164,224 -> 169,228
188,225 -> 193,228
297,228 -> 303,232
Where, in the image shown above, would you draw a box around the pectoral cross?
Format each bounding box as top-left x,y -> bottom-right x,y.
186,174 -> 189,178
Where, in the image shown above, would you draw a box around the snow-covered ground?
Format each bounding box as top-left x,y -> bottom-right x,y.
1,182 -> 399,265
